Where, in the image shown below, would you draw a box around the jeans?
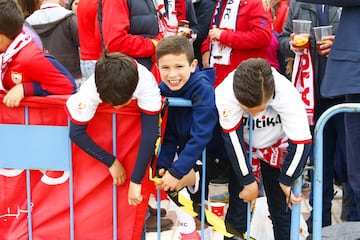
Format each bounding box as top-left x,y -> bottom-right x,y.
80,60 -> 97,81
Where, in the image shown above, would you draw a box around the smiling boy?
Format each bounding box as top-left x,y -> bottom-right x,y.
155,35 -> 217,239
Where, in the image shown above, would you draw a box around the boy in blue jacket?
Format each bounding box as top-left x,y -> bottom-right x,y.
155,35 -> 217,240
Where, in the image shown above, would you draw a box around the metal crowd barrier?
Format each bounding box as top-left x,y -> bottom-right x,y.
312,103 -> 360,240
0,106 -> 74,240
155,97 -> 207,240
0,98 -> 312,240
157,97 -> 303,240
0,103 -> 134,240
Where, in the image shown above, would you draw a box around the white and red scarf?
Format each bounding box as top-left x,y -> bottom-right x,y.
291,46 -> 315,125
153,0 -> 186,36
245,138 -> 288,183
0,31 -> 32,92
210,0 -> 240,67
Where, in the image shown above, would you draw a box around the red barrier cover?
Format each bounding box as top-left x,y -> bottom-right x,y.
0,95 -> 152,240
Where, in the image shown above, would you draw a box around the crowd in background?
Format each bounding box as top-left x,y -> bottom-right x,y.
2,0 -> 360,239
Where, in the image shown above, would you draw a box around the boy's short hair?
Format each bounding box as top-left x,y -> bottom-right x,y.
95,52 -> 138,106
233,58 -> 275,108
0,0 -> 24,40
156,35 -> 195,64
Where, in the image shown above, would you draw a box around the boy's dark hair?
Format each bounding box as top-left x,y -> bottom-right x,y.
156,35 -> 195,64
233,58 -> 275,108
0,0 -> 24,40
95,52 -> 139,106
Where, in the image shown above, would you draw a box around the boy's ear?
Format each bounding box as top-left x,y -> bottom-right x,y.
190,59 -> 198,73
0,34 -> 8,53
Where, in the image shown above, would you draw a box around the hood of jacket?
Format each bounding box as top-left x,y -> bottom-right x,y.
26,3 -> 74,36
159,66 -> 215,97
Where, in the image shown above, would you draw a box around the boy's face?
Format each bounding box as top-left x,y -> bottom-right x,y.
158,53 -> 197,91
240,99 -> 270,118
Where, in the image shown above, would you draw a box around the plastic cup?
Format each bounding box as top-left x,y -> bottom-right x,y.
292,20 -> 312,47
210,202 -> 226,218
313,25 -> 333,54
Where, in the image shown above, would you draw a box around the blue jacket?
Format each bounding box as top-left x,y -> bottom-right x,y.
157,67 -> 217,179
298,0 -> 360,97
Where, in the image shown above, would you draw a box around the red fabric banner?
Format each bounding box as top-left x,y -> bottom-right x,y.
0,95 -> 152,240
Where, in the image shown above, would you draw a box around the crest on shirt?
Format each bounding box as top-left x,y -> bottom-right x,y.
222,107 -> 231,118
77,102 -> 86,109
11,71 -> 23,84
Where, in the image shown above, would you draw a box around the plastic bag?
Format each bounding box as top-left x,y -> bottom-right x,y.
250,197 -> 309,240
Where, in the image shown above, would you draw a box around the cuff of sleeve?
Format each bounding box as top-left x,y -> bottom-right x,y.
168,168 -> 182,180
278,173 -> 293,187
242,173 -> 256,186
104,157 -> 116,168
130,176 -> 142,184
22,82 -> 34,96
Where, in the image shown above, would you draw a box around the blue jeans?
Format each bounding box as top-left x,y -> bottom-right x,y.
80,60 -> 96,81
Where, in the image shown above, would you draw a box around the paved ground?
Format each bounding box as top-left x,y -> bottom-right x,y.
146,183 -> 345,240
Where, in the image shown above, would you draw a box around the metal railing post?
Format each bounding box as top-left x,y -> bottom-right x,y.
312,103 -> 360,240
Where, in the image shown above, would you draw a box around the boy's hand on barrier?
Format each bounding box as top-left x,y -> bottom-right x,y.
279,182 -> 302,211
3,84 -> 24,107
154,168 -> 166,189
239,181 -> 258,203
128,182 -> 143,205
159,169 -> 179,192
109,159 -> 126,185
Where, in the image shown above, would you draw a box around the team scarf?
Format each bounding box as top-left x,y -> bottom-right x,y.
167,0 -> 186,20
153,0 -> 186,35
291,45 -> 315,125
0,31 -> 32,92
210,0 -> 241,67
245,137 -> 288,183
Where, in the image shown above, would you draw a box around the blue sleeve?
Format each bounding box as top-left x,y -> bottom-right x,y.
156,121 -> 178,171
221,125 -> 256,185
130,112 -> 159,184
169,86 -> 218,178
69,121 -> 115,167
32,82 -> 49,96
278,140 -> 312,186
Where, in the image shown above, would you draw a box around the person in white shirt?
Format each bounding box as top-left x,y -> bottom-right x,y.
215,58 -> 312,239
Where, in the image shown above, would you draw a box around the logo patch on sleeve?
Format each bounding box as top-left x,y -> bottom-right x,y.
77,102 -> 86,109
11,71 -> 23,84
222,107 -> 231,118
